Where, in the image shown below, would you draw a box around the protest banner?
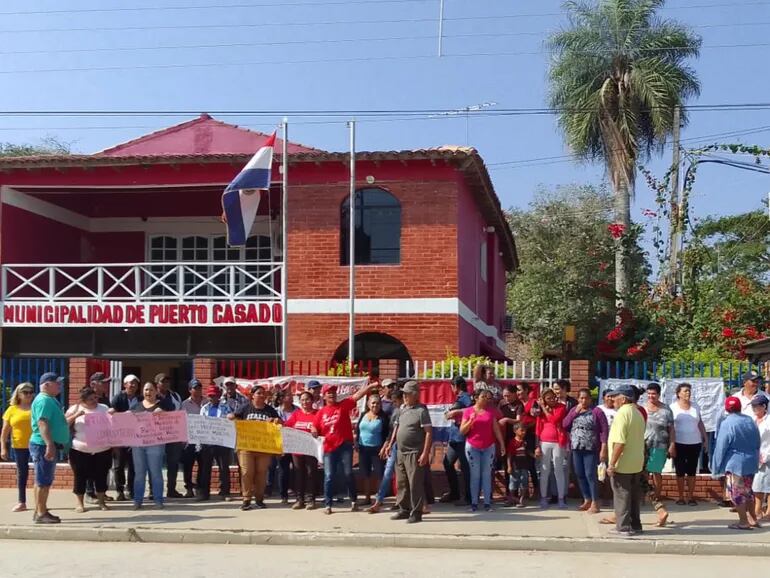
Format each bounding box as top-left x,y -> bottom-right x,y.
663,378 -> 725,433
235,420 -> 283,454
281,427 -> 324,460
84,411 -> 188,447
213,375 -> 369,399
187,414 -> 236,448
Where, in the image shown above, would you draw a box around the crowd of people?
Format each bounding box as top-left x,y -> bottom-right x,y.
1,366 -> 769,533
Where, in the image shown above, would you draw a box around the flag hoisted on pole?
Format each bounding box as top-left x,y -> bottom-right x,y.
347,120 -> 356,373
221,132 -> 276,247
280,119 -> 289,363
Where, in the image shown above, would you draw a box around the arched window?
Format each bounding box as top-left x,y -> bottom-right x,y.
340,188 -> 401,265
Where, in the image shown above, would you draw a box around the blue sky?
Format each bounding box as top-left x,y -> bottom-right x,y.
1,0 -> 768,248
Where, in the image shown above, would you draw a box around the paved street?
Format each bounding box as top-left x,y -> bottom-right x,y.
0,541 -> 765,578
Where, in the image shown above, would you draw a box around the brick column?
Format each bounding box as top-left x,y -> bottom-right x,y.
569,359 -> 592,389
68,357 -> 89,405
378,359 -> 399,380
193,357 -> 217,384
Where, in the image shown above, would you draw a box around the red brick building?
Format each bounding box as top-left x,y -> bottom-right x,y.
0,114 -> 516,396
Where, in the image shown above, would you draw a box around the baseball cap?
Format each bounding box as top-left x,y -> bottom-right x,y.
223,376 -> 237,385
205,385 -> 221,397
39,372 -> 62,386
307,379 -> 322,389
610,384 -> 636,399
321,384 -> 337,395
123,374 -> 140,384
188,378 -> 202,389
744,370 -> 764,383
154,373 -> 169,384
725,396 -> 742,413
402,380 -> 420,394
89,372 -> 111,383
382,378 -> 396,388
750,394 -> 769,407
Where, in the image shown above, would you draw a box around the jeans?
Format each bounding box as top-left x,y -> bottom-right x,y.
464,442 -> 495,507
443,440 -> 471,502
165,441 -> 185,493
292,455 -> 318,502
29,443 -> 56,488
132,445 -> 165,505
376,443 -> 397,502
12,448 -> 30,504
181,444 -> 202,492
113,447 -> 134,495
323,442 -> 356,507
198,445 -> 232,498
572,449 -> 599,502
278,454 -> 293,500
539,442 -> 567,500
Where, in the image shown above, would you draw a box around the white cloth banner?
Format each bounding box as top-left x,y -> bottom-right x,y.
213,375 -> 369,400
281,427 -> 324,461
186,414 -> 236,448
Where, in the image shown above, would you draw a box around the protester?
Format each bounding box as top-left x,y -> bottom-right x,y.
180,379 -> 204,498
228,385 -> 282,510
644,383 -> 675,503
1,383 -> 35,512
368,389 -> 404,514
553,379 -> 577,411
221,377 -> 248,413
519,382 -> 540,494
460,389 -> 505,512
670,383 -> 708,505
131,382 -> 167,510
711,396 -> 761,530
736,371 -> 766,416
30,372 -> 69,524
498,385 -> 525,505
599,389 -> 617,427
534,388 -> 569,509
389,381 -> 432,523
379,379 -> 396,416
65,387 -> 112,513
285,391 -> 319,510
607,384 -> 646,537
356,394 -> 389,506
89,372 -> 112,406
155,373 -> 184,498
311,382 -> 372,514
563,388 -> 609,513
750,395 -> 770,521
197,385 -> 233,501
441,375 -> 472,506
274,390 -> 297,504
507,423 -> 534,508
110,374 -> 141,501
305,380 -> 323,410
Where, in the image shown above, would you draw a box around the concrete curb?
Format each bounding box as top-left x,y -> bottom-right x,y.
1,524 -> 768,556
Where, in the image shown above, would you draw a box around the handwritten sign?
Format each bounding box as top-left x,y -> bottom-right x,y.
84,411 -> 188,447
281,427 -> 323,460
235,420 -> 283,454
187,414 -> 236,448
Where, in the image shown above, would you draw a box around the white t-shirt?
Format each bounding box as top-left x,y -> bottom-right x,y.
66,403 -> 110,454
599,405 -> 617,428
669,402 -> 702,445
737,390 -> 769,418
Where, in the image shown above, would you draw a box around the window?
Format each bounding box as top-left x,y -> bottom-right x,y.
340,188 -> 401,265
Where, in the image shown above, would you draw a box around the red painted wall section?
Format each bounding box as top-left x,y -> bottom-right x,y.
1,205 -> 85,264
456,174 -> 486,317
86,232 -> 145,263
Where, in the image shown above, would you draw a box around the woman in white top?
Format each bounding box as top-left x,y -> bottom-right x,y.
751,395 -> 770,520
669,383 -> 707,506
65,386 -> 112,513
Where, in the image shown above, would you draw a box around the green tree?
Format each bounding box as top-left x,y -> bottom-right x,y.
507,185 -> 649,357
0,136 -> 71,157
548,0 -> 700,307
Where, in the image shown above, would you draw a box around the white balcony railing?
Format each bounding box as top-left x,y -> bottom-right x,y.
1,262 -> 282,302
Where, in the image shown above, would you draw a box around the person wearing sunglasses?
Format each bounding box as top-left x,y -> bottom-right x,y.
1,383 -> 35,513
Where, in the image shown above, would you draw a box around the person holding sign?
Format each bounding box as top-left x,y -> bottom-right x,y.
131,382 -> 166,510
311,382 -> 374,515
285,391 -> 319,510
228,385 -> 281,511
198,385 -> 233,501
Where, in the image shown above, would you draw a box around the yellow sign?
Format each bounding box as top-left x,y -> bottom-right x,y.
235,420 -> 283,454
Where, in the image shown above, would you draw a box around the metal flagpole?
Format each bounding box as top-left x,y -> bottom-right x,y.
437,0 -> 445,57
281,118 -> 289,363
347,120 -> 356,373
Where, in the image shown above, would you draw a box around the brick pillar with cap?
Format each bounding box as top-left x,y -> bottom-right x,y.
193,357 -> 217,385
569,359 -> 592,389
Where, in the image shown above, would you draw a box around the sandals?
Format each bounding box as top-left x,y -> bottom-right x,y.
675,500 -> 686,506
727,523 -> 754,531
688,499 -> 698,506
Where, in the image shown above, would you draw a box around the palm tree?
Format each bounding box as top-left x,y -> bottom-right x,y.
548,0 -> 700,307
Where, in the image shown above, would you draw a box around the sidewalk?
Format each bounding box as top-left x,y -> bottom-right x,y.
0,490 -> 766,556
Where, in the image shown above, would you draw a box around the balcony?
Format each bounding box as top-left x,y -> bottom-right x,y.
1,262 -> 283,327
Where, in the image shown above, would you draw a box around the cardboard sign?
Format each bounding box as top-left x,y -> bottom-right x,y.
235,420 -> 283,454
186,414 -> 236,448
281,426 -> 323,460
84,410 -> 188,447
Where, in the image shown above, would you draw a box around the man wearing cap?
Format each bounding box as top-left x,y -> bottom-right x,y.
606,384 -> 646,537
221,376 -> 248,414
155,373 -> 185,498
736,371 -> 767,417
711,396 -> 761,530
89,372 -> 112,407
198,385 -> 232,501
111,375 -> 142,501
311,382 -> 375,514
29,372 -> 70,524
389,380 -> 433,524
380,379 -> 397,416
305,379 -> 323,410
180,379 -> 205,498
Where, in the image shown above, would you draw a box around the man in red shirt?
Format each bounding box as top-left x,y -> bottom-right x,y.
311,382 -> 374,514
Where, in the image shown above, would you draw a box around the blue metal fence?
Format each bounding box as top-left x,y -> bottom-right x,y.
595,360 -> 763,389
1,357 -> 68,415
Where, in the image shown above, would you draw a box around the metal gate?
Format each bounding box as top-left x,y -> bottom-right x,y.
1,357 -> 68,414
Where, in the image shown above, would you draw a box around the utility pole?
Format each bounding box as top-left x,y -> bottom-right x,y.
668,105 -> 682,294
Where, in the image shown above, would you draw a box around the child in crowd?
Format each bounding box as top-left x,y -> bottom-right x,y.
507,423 -> 534,508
